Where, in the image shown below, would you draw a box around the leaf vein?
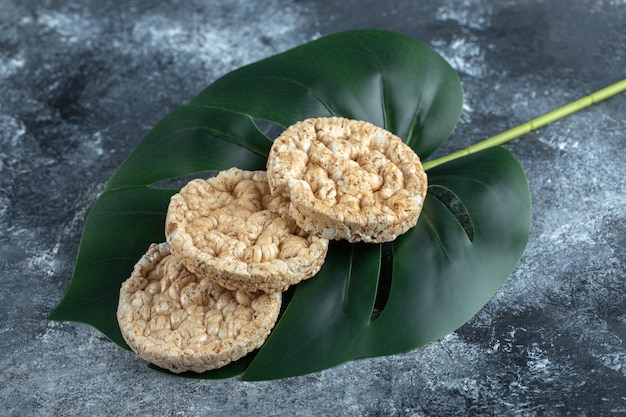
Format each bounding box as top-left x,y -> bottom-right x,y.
423,213 -> 450,260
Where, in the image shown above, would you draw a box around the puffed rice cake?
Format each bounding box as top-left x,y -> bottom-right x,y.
165,167 -> 329,293
266,117 -> 428,243
117,242 -> 281,373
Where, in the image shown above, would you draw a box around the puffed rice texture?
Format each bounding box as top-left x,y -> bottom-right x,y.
266,117 -> 428,243
117,242 -> 282,373
165,168 -> 329,293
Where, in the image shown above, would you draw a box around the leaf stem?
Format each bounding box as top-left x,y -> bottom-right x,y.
423,78 -> 626,171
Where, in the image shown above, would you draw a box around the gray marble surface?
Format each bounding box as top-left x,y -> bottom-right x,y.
1,0 -> 625,415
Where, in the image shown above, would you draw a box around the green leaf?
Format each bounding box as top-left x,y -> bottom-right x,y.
49,29 -> 530,380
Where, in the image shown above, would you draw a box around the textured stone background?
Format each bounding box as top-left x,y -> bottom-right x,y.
1,0 -> 624,415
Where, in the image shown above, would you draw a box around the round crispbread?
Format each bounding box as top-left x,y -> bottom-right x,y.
165,168 -> 329,293
266,117 -> 428,243
117,242 -> 281,373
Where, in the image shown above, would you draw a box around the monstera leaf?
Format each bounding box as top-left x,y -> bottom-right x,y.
48,29 -> 531,381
